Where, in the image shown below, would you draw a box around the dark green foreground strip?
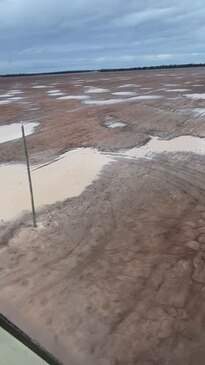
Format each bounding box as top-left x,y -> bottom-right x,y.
0,313 -> 63,365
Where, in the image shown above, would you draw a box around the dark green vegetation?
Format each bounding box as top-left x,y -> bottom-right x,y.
1,62 -> 205,77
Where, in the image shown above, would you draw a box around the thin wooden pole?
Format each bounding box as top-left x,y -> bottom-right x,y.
21,122 -> 37,227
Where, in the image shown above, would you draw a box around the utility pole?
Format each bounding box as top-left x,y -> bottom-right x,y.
21,122 -> 37,227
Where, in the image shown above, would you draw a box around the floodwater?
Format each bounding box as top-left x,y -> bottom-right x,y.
47,92 -> 66,96
47,89 -> 61,93
106,121 -> 126,128
120,136 -> 205,159
118,84 -> 140,88
0,100 -> 11,105
165,89 -> 190,92
83,95 -> 161,105
129,95 -> 161,100
163,84 -> 180,87
83,98 -> 125,105
104,117 -> 126,128
1,136 -> 204,222
185,93 -> 205,99
32,85 -> 50,89
84,87 -> 109,93
0,148 -> 112,222
112,92 -> 137,96
193,108 -> 205,117
58,95 -> 90,100
0,122 -> 39,144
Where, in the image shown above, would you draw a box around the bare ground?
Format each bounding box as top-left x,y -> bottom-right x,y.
0,68 -> 205,364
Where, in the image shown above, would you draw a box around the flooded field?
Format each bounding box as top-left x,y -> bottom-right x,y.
0,148 -> 111,221
1,134 -> 204,221
0,122 -> 39,144
0,67 -> 205,365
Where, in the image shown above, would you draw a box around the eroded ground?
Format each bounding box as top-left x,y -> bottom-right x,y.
0,68 -> 205,365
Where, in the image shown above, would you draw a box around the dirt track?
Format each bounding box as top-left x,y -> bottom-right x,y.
0,68 -> 205,365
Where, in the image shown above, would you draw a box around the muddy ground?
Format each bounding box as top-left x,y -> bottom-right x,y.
0,68 -> 205,365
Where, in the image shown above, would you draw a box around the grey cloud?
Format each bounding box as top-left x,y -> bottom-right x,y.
0,0 -> 204,74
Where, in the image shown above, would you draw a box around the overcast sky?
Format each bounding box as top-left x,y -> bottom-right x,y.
0,0 -> 204,74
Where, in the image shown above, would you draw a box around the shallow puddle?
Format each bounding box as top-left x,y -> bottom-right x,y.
47,89 -> 61,93
83,98 -> 125,105
119,136 -> 205,159
163,84 -> 180,87
0,149 -> 112,222
192,108 -> 205,117
0,122 -> 39,144
47,92 -> 66,97
104,117 -> 126,129
129,95 -> 161,100
1,135 -> 205,222
84,87 -> 109,93
0,100 -> 11,105
32,85 -> 49,89
112,92 -> 137,96
165,89 -> 190,92
58,95 -> 90,100
83,95 -> 161,105
185,93 -> 205,100
10,90 -> 24,94
118,84 -> 140,88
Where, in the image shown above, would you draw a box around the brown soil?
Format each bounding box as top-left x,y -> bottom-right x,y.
0,68 -> 205,365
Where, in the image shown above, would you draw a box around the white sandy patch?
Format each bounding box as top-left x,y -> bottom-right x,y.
83,95 -> 161,105
83,98 -> 125,105
99,78 -> 111,81
118,136 -> 205,159
48,92 -> 66,97
10,90 -> 24,94
118,84 -> 140,88
57,95 -> 90,100
8,96 -> 24,101
140,88 -> 152,90
165,89 -> 190,92
0,93 -> 13,98
185,93 -> 205,100
0,122 -> 39,144
192,108 -> 205,117
32,85 -> 50,89
0,100 -> 12,105
84,87 -> 109,93
164,84 -> 180,87
0,90 -> 24,98
193,84 -> 203,87
167,97 -> 182,100
112,92 -> 137,96
107,122 -> 126,128
0,148 -> 112,221
129,95 -> 162,100
104,117 -> 126,129
47,89 -> 61,93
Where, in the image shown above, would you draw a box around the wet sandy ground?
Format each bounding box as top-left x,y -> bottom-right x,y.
0,68 -> 205,365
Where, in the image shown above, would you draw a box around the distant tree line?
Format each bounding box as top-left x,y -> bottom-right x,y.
99,63 -> 205,72
1,63 -> 204,77
0,70 -> 93,78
